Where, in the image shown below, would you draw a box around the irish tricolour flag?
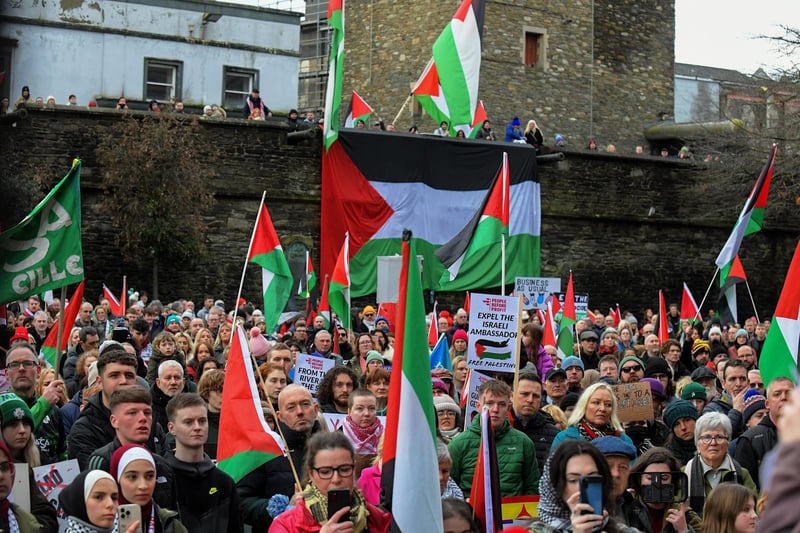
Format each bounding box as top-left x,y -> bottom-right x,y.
321,130 -> 540,295
381,232 -> 443,531
247,200 -> 292,334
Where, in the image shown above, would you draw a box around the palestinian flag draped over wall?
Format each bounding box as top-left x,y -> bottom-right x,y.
321,130 -> 540,296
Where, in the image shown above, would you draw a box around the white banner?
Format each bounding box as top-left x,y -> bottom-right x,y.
294,354 -> 335,395
466,293 -> 520,373
464,370 -> 493,429
323,413 -> 386,432
514,277 -> 561,310
34,459 -> 80,532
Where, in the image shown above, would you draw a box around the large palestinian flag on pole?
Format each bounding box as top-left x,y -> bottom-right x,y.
322,0 -> 344,150
718,255 -> 747,324
412,0 -> 485,135
760,240 -> 800,387
40,280 -> 84,369
328,233 -> 351,331
381,232 -> 443,532
557,272 -> 576,359
321,130 -> 539,296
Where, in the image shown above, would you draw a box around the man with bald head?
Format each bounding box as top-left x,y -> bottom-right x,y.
237,384 -> 323,529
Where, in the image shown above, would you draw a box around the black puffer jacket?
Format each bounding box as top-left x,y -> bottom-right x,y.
512,410 -> 560,469
732,414 -> 778,491
164,452 -> 242,533
236,420 -> 323,529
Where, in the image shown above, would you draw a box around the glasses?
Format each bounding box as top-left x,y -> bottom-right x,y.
699,434 -> 728,445
0,462 -> 13,475
7,361 -> 37,370
750,383 -> 764,389
621,365 -> 642,374
312,464 -> 355,479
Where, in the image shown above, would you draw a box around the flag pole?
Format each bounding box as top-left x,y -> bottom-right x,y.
744,279 -> 760,323
232,191 -> 267,329
512,295 -> 523,395
121,275 -> 127,317
500,152 -> 508,296
695,267 -> 720,323
246,336 -> 303,490
53,285 -> 67,379
392,94 -> 412,126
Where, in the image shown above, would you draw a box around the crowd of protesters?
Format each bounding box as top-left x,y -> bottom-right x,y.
0,288 -> 796,532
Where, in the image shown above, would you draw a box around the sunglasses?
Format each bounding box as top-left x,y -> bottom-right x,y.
621,365 -> 643,373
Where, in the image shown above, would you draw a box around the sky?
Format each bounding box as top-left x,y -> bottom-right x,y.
674,0 -> 799,74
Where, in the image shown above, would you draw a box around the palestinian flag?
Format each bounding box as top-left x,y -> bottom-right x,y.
760,240 -> 800,387
412,0 -> 485,133
657,290 -> 669,344
40,280 -> 84,369
381,233 -> 443,531
470,407 -> 502,533
248,200 -> 292,334
557,272 -> 576,359
328,233 -> 351,331
218,326 -> 285,482
321,130 -> 540,295
322,0 -> 344,150
467,100 -> 488,138
681,282 -> 700,324
609,304 -> 621,327
344,90 -> 373,128
436,153 -> 509,283
103,284 -> 123,317
464,292 -> 471,314
318,277 -> 331,330
715,145 -> 776,294
298,251 -> 316,298
718,255 -> 747,324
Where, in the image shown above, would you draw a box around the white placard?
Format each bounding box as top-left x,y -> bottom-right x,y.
464,370 -> 493,429
9,462 -> 29,512
514,277 -> 561,310
466,293 -> 521,373
34,459 -> 80,532
294,354 -> 335,395
323,413 -> 386,432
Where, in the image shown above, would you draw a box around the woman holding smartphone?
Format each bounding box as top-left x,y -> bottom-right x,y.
60,469 -> 141,533
111,445 -> 188,533
269,432 -> 391,532
530,440 -> 636,533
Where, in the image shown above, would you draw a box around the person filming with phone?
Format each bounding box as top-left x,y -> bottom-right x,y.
269,432 -> 390,532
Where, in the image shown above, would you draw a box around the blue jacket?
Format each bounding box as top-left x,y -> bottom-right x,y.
551,424 -> 635,451
505,124 -> 524,142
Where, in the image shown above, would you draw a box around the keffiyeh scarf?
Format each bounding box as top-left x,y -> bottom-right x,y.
343,416 -> 383,455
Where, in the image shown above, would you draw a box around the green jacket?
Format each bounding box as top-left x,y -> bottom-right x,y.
448,415 -> 540,497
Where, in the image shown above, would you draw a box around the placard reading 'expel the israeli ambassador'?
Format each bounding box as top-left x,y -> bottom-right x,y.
466,293 -> 520,373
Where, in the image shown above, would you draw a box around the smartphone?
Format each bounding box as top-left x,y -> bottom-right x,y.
579,475 -> 604,516
327,489 -> 351,522
118,504 -> 141,532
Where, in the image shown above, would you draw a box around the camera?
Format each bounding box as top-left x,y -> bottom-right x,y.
633,471 -> 688,504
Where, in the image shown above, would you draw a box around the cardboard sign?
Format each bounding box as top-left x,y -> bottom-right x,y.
514,277 -> 561,310
464,370 -> 493,428
294,354 -> 335,395
466,293 -> 520,373
612,382 -> 653,423
323,413 -> 386,432
555,293 -> 589,320
34,459 -> 80,531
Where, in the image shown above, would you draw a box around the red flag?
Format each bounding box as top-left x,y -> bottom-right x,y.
464,291 -> 471,314
428,301 -> 439,348
609,305 -> 621,327
103,284 -> 122,317
376,302 -> 397,330
542,300 -> 557,347
680,283 -> 700,324
41,281 -> 85,369
469,407 -> 502,533
658,290 -> 669,344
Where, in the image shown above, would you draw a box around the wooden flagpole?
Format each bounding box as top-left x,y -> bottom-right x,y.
694,267 -> 720,323
392,94 -> 412,126
53,286 -> 67,379
232,191 -> 266,329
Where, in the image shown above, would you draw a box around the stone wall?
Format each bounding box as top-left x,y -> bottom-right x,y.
344,0 -> 674,151
2,106 -> 798,319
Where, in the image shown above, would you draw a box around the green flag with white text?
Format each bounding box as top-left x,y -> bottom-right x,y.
0,161 -> 83,305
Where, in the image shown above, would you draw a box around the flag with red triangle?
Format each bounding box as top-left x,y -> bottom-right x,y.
464,292 -> 471,315
40,280 -> 85,369
103,284 -> 123,317
298,251 -> 316,299
469,406 -> 502,533
428,301 -> 439,348
557,272 -> 576,359
436,153 -> 509,283
328,232 -> 351,331
658,290 -> 669,344
217,326 -> 285,482
760,239 -> 800,387
719,255 -> 748,324
542,299 -> 557,348
467,100 -> 488,138
344,90 -> 374,128
681,282 -> 700,324
318,277 -> 332,330
248,200 -> 292,334
609,304 -> 621,327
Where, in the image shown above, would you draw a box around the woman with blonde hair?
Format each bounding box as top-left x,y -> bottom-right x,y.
551,382 -> 634,448
35,369 -> 69,407
174,331 -> 193,357
524,119 -> 544,154
214,322 -> 232,359
541,404 -> 568,431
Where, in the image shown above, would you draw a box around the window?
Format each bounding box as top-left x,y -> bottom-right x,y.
523,28 -> 547,69
223,67 -> 258,111
144,59 -> 182,101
